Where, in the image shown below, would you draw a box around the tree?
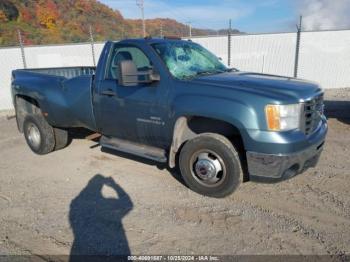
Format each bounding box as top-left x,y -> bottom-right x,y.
35,0 -> 59,29
0,10 -> 8,22
20,9 -> 32,23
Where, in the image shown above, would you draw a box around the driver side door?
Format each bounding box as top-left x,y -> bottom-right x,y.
95,44 -> 168,147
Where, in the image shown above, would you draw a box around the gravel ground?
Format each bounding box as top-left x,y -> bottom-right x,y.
0,88 -> 349,260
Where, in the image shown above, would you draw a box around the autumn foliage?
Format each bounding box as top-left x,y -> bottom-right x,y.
0,10 -> 8,22
35,0 -> 59,29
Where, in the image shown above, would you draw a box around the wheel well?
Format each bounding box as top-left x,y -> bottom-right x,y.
15,95 -> 40,132
187,116 -> 241,137
169,116 -> 248,180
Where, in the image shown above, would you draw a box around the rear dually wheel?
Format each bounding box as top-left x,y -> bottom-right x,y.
23,114 -> 55,155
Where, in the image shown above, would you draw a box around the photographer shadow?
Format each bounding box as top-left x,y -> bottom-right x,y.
69,174 -> 133,261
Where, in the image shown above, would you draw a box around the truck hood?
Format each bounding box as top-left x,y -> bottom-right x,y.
192,71 -> 322,102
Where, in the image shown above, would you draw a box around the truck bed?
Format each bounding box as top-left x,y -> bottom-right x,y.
12,66 -> 97,131
23,66 -> 96,79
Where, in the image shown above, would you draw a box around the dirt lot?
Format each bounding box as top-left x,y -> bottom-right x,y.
0,88 -> 349,260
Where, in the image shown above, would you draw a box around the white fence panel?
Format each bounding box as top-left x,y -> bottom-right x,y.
229,33 -> 296,77
0,42 -> 105,110
298,30 -> 350,89
191,33 -> 296,76
94,43 -> 105,62
0,47 -> 23,110
25,44 -> 93,68
24,42 -> 106,68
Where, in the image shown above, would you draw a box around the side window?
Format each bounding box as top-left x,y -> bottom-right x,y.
107,45 -> 152,80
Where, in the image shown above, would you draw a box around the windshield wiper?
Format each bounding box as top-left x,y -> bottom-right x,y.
225,68 -> 239,72
179,69 -> 226,80
195,69 -> 225,77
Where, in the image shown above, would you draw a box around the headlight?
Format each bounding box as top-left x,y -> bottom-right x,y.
265,104 -> 301,131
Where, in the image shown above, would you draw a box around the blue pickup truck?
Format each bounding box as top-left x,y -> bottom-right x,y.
11,37 -> 327,197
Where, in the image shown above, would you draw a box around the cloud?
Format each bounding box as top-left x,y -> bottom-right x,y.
296,0 -> 350,30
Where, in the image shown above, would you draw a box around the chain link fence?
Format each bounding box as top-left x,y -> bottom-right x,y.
1,29 -> 350,110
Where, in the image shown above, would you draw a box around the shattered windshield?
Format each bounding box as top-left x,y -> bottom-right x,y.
152,41 -> 228,80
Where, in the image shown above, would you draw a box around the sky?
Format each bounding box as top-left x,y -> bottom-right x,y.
100,0 -> 350,33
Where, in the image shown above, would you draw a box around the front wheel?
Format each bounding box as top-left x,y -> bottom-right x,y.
179,133 -> 242,198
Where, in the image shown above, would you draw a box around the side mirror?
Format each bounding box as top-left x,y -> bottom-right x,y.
118,60 -> 138,86
118,60 -> 160,87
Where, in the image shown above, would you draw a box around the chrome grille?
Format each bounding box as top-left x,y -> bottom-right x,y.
302,94 -> 324,135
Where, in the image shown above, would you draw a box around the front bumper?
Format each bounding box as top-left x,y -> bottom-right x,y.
246,121 -> 327,182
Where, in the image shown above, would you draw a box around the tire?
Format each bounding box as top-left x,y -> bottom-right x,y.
53,127 -> 69,150
23,114 -> 55,155
179,133 -> 242,198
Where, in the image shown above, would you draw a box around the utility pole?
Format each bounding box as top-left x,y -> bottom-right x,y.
187,21 -> 192,38
121,23 -> 125,39
160,22 -> 163,38
228,19 -> 232,67
136,0 -> 146,37
17,29 -> 27,69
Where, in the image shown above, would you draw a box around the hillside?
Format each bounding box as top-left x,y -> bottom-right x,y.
0,0 -> 240,46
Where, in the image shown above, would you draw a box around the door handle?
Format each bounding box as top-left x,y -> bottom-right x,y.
101,89 -> 117,96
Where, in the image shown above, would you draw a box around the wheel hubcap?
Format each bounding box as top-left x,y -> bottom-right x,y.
27,123 -> 41,148
191,151 -> 226,187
